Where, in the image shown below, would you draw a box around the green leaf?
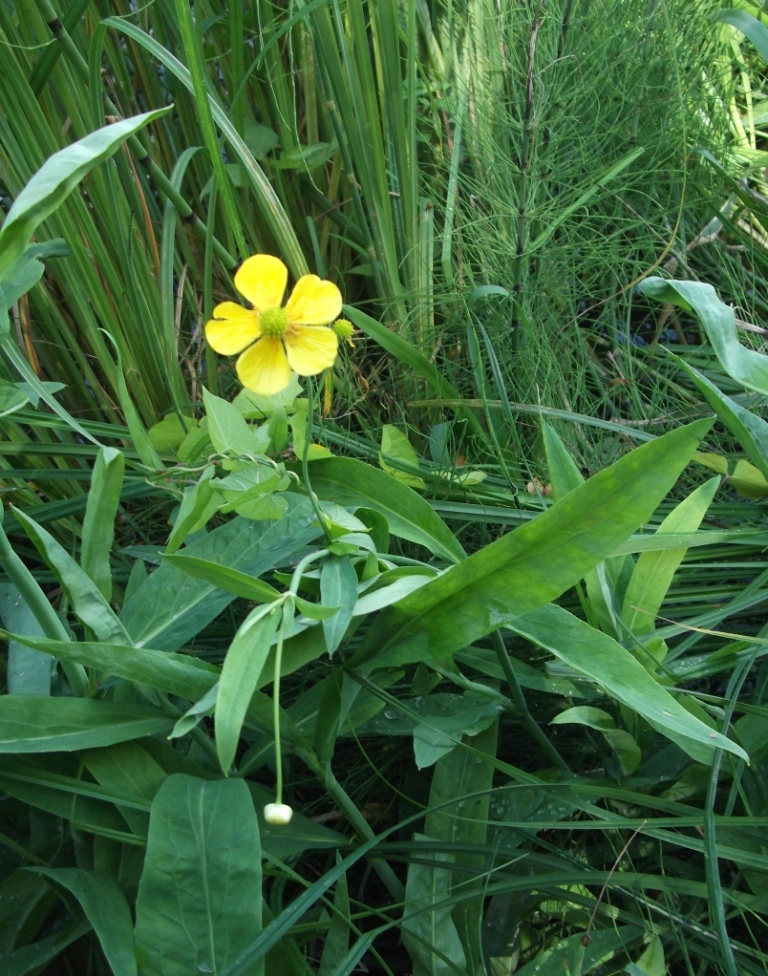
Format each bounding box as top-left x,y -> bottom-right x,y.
0,583 -> 50,696
31,868 -> 136,976
170,684 -> 219,739
413,698 -> 499,769
355,420 -> 711,667
12,505 -> 131,644
379,425 -> 426,488
639,277 -> 768,396
216,604 -> 282,775
513,925 -> 643,976
121,502 -> 321,651
0,242 -> 68,338
307,457 -> 465,564
622,477 -> 719,635
81,740 -> 167,837
625,934 -> 665,976
0,754 -> 134,839
233,376 -> 303,418
165,466 -> 221,555
0,696 -> 173,753
0,632 -> 219,708
0,379 -> 30,417
716,9 -> 768,64
730,459 -> 768,499
203,386 -> 264,461
551,706 -> 641,776
148,413 -> 196,452
0,109 -> 171,279
401,834 -> 466,976
320,555 -> 358,656
0,919 -> 91,976
509,603 -> 748,763
81,446 -> 125,601
162,553 -> 282,603
424,722 -> 498,975
318,856 -> 351,976
672,353 -> 768,481
134,775 -> 262,976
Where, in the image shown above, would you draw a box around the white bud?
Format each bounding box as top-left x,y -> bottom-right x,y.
263,802 -> 293,825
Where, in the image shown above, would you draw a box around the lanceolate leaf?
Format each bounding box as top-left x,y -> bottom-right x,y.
639,277 -> 768,396
0,108 -> 171,279
509,603 -> 748,763
81,446 -> 125,601
0,697 -> 173,753
354,420 -> 711,667
307,457 -> 465,564
31,868 -> 137,976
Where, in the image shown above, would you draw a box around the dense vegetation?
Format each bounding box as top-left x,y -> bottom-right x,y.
1,1 -> 768,974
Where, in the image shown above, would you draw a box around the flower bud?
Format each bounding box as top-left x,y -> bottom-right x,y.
264,802 -> 294,825
332,319 -> 355,346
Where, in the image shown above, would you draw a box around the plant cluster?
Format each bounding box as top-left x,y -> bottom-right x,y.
1,2 -> 768,976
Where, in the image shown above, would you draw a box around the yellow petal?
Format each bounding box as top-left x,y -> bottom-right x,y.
205,303 -> 260,355
285,325 -> 339,375
285,275 -> 342,326
236,337 -> 293,395
234,254 -> 288,312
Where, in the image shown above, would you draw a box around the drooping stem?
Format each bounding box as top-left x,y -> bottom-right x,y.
271,600 -> 291,806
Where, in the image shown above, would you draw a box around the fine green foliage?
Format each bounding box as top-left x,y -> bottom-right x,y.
2,2 -> 768,975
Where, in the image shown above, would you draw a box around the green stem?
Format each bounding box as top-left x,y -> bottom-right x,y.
297,744 -> 405,904
703,657 -> 753,976
491,630 -> 571,775
301,377 -> 332,543
272,599 -> 291,805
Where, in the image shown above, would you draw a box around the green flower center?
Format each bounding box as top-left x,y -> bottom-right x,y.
259,306 -> 289,337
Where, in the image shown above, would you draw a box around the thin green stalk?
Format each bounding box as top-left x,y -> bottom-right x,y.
703,654 -> 755,976
272,599 -> 291,806
302,377 -> 332,543
491,630 -> 571,774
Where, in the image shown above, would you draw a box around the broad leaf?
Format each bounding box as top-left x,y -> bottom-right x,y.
135,774 -> 263,976
121,502 -> 321,651
622,477 -> 718,635
216,604 -> 282,774
401,834 -> 467,976
0,583 -> 50,695
81,446 -> 125,601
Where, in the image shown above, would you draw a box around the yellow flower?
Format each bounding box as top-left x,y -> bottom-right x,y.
205,254 -> 342,395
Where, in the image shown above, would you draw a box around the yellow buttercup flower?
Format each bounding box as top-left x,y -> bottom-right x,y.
205,254 -> 342,395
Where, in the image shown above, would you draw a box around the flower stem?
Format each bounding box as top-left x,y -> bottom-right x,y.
272,599 -> 291,805
301,377 -> 332,543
